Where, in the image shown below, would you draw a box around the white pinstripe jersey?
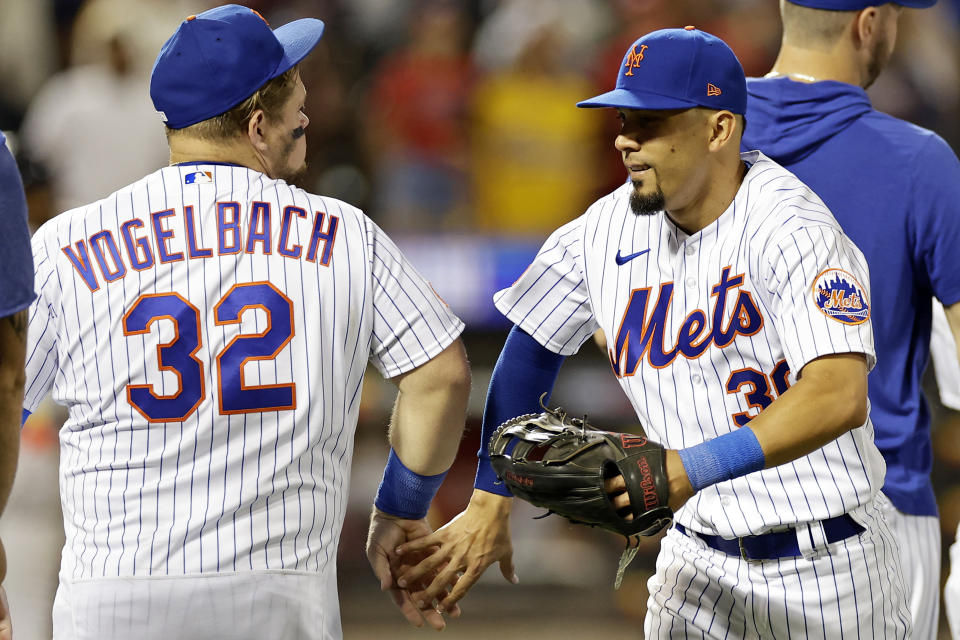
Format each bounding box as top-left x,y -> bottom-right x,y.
495,151 -> 885,539
23,162 -> 464,581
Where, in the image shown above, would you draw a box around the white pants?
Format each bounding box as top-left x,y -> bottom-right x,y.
944,521 -> 960,640
645,497 -> 911,639
881,499 -> 940,640
53,570 -> 340,640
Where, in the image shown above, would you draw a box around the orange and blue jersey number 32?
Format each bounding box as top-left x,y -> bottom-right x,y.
122,282 -> 296,423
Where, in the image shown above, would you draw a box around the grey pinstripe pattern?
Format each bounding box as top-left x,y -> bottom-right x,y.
23,164 -> 464,589
945,521 -> 960,640
884,500 -> 940,640
645,497 -> 910,639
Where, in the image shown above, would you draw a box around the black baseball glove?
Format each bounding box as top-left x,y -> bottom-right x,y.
489,400 -> 673,538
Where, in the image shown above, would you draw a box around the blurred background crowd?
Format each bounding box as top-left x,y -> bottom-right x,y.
2,0 -> 960,637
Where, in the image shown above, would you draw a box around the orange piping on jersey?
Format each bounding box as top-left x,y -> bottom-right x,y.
244,201 -> 273,255
213,282 -> 297,415
89,230 -> 127,282
279,206 -> 307,259
151,209 -> 185,264
122,293 -> 206,423
609,266 -> 765,376
61,240 -> 101,292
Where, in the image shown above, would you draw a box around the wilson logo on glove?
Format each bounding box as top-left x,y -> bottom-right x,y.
638,458 -> 660,509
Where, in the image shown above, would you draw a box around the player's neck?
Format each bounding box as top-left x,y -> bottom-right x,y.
168,137 -> 267,174
666,161 -> 747,235
767,43 -> 864,87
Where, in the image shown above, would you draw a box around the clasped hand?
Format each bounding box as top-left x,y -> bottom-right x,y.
366,491 -> 517,629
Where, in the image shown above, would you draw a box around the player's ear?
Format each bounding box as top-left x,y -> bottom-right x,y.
706,110 -> 738,152
246,109 -> 270,152
851,6 -> 879,50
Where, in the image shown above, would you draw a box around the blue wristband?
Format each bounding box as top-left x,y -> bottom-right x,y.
374,449 -> 448,520
677,426 -> 766,492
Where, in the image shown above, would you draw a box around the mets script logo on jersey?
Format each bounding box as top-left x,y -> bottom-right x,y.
812,268 -> 870,325
623,44 -> 649,76
609,265 -> 763,376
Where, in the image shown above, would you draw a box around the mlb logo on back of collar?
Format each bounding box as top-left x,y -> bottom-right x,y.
184,171 -> 213,185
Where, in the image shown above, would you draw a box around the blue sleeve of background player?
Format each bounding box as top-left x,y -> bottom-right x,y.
912,134 -> 960,306
474,325 -> 565,495
0,133 -> 36,317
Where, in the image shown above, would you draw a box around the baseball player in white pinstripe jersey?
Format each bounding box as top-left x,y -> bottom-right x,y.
21,6 -> 470,639
392,27 -> 911,638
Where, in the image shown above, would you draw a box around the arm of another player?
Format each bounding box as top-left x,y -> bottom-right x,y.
365,338 -> 471,630
0,309 -> 28,640
0,132 -> 36,640
947,300 -> 960,381
393,326 -> 564,614
609,352 -> 869,511
931,300 -> 960,410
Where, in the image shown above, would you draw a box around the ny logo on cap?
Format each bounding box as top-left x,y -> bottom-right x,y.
623,44 -> 649,77
706,83 -> 722,96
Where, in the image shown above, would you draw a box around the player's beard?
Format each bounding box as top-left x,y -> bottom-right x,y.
629,180 -> 666,216
863,30 -> 892,89
279,161 -> 308,186
275,136 -> 308,185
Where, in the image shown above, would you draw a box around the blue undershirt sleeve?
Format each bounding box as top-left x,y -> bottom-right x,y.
474,325 -> 565,495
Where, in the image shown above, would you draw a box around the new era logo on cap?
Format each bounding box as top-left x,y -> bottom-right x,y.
578,27 -> 746,115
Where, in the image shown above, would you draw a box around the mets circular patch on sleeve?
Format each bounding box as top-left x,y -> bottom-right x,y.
812,268 -> 870,325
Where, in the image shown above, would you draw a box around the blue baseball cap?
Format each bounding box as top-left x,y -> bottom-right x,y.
150,4 -> 325,129
786,0 -> 935,8
577,27 -> 746,115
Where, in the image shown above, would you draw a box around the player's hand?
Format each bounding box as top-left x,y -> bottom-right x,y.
393,489 -> 517,614
366,507 -> 460,631
604,473 -> 635,520
0,538 -> 11,640
605,449 -> 694,512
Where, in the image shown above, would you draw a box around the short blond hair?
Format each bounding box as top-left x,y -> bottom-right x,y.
166,66 -> 299,141
780,0 -> 857,48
